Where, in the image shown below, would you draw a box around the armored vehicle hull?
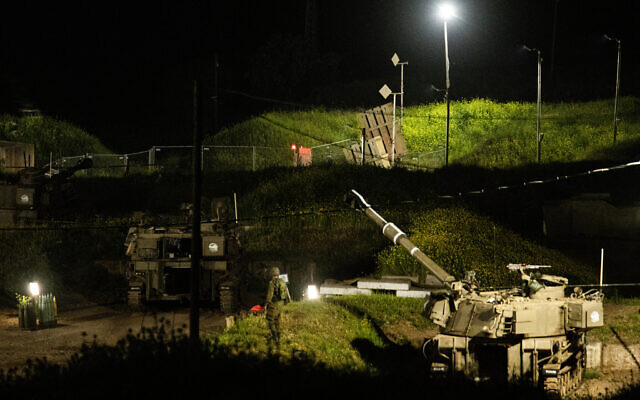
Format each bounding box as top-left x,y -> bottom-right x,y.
0,157 -> 92,226
347,189 -> 603,397
124,221 -> 243,314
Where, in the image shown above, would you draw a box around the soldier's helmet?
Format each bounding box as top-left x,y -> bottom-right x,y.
270,266 -> 280,277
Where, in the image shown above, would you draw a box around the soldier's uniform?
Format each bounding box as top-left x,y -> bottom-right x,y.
265,267 -> 291,346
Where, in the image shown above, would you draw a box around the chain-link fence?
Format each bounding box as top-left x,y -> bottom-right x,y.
399,148 -> 446,170
49,140 -> 447,177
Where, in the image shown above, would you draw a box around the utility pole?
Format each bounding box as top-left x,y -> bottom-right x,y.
549,0 -> 560,92
536,49 -> 542,163
190,80 -> 203,348
444,19 -> 451,167
391,53 -> 408,143
605,35 -> 621,145
213,54 -> 219,135
525,46 -> 543,163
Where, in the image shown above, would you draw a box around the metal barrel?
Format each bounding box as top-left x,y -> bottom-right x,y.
346,190 -> 455,285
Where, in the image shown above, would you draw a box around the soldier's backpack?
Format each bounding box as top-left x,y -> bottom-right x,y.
273,279 -> 288,302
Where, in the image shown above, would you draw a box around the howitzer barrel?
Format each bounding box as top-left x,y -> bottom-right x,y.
346,190 -> 455,285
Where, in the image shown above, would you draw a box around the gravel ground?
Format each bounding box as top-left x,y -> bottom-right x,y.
0,303 -> 228,372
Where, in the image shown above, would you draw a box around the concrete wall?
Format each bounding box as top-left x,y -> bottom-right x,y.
587,341 -> 640,371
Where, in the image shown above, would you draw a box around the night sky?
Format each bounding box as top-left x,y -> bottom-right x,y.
1,0 -> 638,151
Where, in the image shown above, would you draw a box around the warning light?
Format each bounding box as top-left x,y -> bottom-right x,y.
291,144 -> 297,151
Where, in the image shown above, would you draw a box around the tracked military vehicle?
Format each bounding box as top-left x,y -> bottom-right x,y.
347,190 -> 604,397
0,157 -> 93,226
124,197 -> 243,313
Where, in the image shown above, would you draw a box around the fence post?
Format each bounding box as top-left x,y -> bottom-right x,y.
148,146 -> 156,171
252,146 -> 256,171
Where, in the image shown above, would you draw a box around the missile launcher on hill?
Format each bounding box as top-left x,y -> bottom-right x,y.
124,197 -> 243,314
346,190 -> 604,397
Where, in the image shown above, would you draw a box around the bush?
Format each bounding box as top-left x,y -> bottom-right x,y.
1,316 -> 638,399
0,114 -> 109,167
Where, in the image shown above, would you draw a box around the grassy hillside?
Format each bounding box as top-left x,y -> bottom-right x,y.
0,114 -> 109,168
403,97 -> 640,166
207,97 -> 640,169
375,205 -> 597,287
213,295 -> 431,372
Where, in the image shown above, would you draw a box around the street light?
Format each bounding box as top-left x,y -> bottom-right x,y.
604,34 -> 621,145
438,3 -> 455,166
391,53 -> 408,141
524,45 -> 543,163
379,83 -> 402,166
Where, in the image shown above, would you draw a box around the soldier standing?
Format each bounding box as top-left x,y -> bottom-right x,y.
265,267 -> 291,347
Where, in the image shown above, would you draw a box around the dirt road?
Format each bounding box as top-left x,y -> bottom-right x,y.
0,304 -> 228,371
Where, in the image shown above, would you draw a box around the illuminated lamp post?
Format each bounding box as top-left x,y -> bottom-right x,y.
438,3 -> 455,166
524,45 -> 543,163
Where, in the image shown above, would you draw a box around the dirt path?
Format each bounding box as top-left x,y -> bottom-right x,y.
570,369 -> 640,399
0,304 -> 228,372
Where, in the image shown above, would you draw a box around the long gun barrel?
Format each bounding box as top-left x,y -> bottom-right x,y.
346,190 -> 455,285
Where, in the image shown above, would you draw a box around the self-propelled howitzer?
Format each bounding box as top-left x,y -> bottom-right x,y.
347,190 -> 604,397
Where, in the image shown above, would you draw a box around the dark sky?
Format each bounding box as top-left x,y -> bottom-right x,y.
1,0 -> 638,151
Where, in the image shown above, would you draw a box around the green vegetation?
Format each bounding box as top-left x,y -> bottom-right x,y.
213,295 -> 431,371
0,228 -> 126,305
376,205 -> 597,286
329,294 -> 434,331
584,368 -> 601,380
403,97 -> 640,166
3,319 -> 611,400
2,97 -> 638,174
212,108 -> 360,148
588,305 -> 640,344
0,114 -> 109,167
214,300 -> 386,372
205,96 -> 640,169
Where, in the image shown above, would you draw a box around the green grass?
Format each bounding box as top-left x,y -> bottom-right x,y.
211,108 -> 361,148
329,294 -> 435,330
2,97 -> 638,174
212,299 -> 390,372
403,97 -> 640,167
201,97 -> 640,170
604,297 -> 640,306
588,304 -> 640,344
213,293 -> 639,376
0,114 -> 109,169
375,205 -> 597,286
584,368 -> 601,380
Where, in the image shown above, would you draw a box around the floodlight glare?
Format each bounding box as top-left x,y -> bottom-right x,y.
306,285 -> 319,300
29,282 -> 40,296
438,4 -> 455,21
